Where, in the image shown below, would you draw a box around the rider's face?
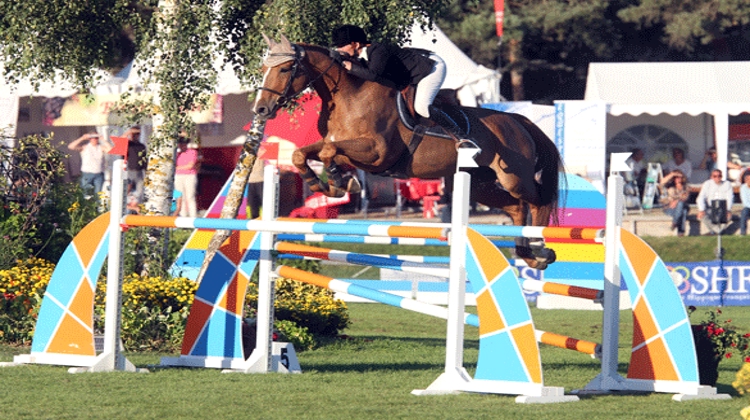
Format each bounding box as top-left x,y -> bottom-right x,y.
337,42 -> 361,57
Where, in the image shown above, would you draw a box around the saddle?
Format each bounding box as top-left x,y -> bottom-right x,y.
372,89 -> 472,179
395,89 -> 471,140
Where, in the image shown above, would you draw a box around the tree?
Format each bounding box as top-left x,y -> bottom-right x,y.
438,0 -> 750,103
438,0 -> 623,102
0,0 -> 451,276
617,0 -> 750,59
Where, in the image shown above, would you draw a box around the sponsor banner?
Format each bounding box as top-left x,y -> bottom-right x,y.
668,261 -> 750,306
518,260 -> 750,306
553,101 -> 607,193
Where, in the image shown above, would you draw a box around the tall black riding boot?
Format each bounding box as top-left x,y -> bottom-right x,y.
428,105 -> 470,141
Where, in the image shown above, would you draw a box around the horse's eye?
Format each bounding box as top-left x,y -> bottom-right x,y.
279,67 -> 293,73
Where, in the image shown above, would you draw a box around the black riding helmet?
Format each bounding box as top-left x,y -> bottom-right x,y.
332,25 -> 369,47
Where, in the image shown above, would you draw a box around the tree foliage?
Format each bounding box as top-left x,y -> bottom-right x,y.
438,0 -> 750,102
618,0 -> 750,52
0,0 -> 156,88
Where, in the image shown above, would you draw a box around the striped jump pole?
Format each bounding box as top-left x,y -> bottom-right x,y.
277,218 -> 604,241
536,331 -> 600,357
276,233 -> 448,246
276,242 -> 450,265
522,280 -> 603,303
276,265 -> 600,358
276,265 -> 475,325
275,242 -> 449,277
276,233 -> 515,249
122,215 -> 448,240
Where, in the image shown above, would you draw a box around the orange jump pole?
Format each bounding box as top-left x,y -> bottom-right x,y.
522,280 -> 603,302
536,331 -> 601,357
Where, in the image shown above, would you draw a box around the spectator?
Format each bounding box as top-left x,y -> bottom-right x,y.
699,147 -> 718,171
67,131 -> 112,196
125,126 -> 147,205
740,171 -> 750,236
696,169 -> 734,234
700,147 -> 744,180
659,170 -> 689,237
625,147 -> 647,194
663,147 -> 692,181
174,134 -> 200,217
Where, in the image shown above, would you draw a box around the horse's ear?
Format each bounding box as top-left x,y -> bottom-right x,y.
262,33 -> 276,49
279,34 -> 293,49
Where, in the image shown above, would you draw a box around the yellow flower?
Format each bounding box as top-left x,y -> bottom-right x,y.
741,405 -> 750,420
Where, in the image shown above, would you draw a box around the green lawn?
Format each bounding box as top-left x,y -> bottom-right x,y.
2,231 -> 748,418
2,304 -> 750,419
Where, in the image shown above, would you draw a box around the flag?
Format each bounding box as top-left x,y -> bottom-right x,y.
108,136 -> 128,157
494,0 -> 505,38
258,141 -> 279,160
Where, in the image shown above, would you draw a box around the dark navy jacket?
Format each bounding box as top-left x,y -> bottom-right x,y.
346,43 -> 435,90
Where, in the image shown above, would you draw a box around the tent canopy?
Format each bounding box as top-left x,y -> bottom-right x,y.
584,61 -> 750,176
585,61 -> 750,116
406,23 -> 501,105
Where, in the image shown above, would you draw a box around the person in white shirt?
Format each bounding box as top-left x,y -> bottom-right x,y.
696,169 -> 734,234
662,147 -> 692,181
68,132 -> 112,195
625,147 -> 647,193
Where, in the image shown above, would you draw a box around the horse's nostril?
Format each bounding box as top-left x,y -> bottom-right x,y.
256,107 -> 267,117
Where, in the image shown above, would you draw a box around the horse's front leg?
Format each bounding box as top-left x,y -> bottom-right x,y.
292,142 -> 329,193
318,141 -> 376,198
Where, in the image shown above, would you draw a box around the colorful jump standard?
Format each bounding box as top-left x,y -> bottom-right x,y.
277,265 -> 601,358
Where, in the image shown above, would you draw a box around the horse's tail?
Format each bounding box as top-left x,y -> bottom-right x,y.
514,116 -> 566,226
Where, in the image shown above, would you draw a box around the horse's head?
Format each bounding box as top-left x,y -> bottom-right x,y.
253,34 -> 312,119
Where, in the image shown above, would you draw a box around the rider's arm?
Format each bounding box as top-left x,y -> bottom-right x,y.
346,43 -> 390,81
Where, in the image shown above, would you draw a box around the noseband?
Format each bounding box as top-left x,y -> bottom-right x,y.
258,44 -> 337,115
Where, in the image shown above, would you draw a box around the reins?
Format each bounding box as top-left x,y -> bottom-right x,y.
257,44 -> 339,114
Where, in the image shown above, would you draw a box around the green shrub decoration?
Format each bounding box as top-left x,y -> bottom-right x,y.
2,255 -> 350,354
94,273 -> 198,352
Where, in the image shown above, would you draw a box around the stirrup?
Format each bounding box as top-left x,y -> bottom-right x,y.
456,139 -> 481,151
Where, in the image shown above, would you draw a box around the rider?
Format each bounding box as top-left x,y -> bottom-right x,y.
331,24 -> 472,144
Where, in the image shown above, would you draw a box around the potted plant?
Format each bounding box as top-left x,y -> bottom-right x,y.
688,306 -> 750,386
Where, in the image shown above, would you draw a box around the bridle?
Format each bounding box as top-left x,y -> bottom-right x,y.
257,44 -> 338,115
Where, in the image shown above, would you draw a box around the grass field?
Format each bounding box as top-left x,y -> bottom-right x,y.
2,303 -> 750,419
2,234 -> 749,418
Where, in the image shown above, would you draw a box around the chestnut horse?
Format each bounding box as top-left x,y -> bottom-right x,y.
253,35 -> 564,269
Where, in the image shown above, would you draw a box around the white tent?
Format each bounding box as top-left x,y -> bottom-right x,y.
406,23 -> 502,107
585,61 -> 750,181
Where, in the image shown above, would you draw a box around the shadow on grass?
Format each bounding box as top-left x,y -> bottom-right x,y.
303,360 -> 444,374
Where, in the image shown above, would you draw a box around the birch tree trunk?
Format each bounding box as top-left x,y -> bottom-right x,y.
193,116 -> 266,285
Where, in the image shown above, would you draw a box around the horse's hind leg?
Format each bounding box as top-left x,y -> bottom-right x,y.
511,204 -> 557,270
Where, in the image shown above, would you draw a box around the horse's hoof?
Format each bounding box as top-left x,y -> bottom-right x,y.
327,186 -> 347,198
533,248 -> 556,270
534,261 -> 548,270
537,248 -> 557,265
346,176 -> 361,195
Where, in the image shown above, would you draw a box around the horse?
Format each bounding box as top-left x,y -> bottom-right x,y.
253,34 -> 564,269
